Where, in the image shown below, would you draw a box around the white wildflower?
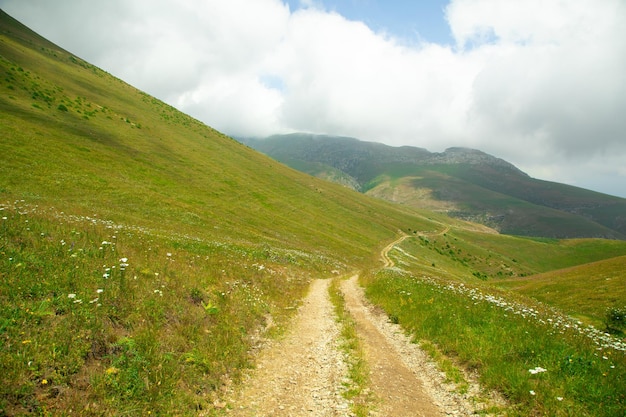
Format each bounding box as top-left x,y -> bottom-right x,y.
528,367 -> 547,374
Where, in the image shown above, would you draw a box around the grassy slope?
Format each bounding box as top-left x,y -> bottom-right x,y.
0,10 -> 426,264
496,256 -> 626,327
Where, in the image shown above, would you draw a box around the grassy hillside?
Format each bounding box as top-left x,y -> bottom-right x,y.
0,10 -> 427,263
496,256 -> 626,328
246,134 -> 626,240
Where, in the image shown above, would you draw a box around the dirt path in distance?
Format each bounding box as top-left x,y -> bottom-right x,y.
380,233 -> 410,268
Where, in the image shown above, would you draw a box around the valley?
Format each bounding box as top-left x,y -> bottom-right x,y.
1,9 -> 625,416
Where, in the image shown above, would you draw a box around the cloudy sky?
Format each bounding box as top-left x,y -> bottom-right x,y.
2,0 -> 626,198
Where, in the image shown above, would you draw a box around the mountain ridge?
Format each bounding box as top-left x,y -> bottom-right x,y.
251,133 -> 525,177
243,133 -> 626,240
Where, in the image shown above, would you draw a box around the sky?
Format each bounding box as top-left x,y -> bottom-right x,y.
1,0 -> 626,198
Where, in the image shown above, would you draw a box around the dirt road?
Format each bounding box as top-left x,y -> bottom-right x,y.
225,279 -> 349,416
225,234 -> 497,416
380,233 -> 410,268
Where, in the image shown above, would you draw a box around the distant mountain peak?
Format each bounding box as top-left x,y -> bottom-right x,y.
429,147 -> 529,176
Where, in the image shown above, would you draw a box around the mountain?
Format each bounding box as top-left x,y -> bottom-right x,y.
244,133 -> 626,240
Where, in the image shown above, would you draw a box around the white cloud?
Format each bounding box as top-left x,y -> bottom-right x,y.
1,0 -> 625,197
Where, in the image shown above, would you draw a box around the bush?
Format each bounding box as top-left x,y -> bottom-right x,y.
57,103 -> 68,112
605,307 -> 626,334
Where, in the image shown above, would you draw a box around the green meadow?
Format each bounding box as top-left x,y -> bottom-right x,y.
1,9 -> 625,416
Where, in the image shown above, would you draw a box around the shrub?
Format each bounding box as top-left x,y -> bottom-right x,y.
57,103 -> 68,112
605,307 -> 626,334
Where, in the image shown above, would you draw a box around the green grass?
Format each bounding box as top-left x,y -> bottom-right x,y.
401,228 -> 626,279
496,256 -> 626,328
418,339 -> 469,394
364,269 -> 626,416
328,278 -> 373,416
0,201 -> 321,414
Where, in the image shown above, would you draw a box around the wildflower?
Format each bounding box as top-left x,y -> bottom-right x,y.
96,289 -> 104,294
22,340 -> 31,344
41,379 -> 48,385
119,257 -> 129,270
105,367 -> 119,375
103,273 -> 110,279
529,390 -> 536,396
528,367 -> 547,374
68,293 -> 76,299
166,253 -> 172,257
89,298 -> 99,304
556,397 -> 563,401
73,299 -> 82,304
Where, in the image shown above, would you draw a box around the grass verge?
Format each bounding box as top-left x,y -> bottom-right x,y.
328,277 -> 373,417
